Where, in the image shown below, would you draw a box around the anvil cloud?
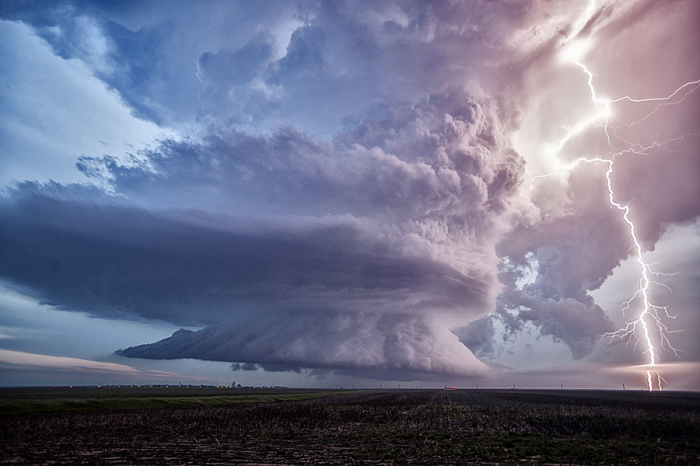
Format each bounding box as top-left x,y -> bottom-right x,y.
0,0 -> 698,388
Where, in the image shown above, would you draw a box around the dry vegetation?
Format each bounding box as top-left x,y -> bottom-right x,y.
1,388 -> 699,464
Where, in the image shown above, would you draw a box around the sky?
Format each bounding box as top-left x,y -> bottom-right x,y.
0,0 -> 699,390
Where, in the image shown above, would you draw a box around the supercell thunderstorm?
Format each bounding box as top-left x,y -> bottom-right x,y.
0,0 -> 699,388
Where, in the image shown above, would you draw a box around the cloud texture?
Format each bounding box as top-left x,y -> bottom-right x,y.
1,0 -> 699,382
0,86 -> 522,377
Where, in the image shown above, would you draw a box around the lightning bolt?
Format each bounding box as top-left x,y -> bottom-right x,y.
530,30 -> 698,391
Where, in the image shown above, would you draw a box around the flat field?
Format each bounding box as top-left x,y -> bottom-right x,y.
1,387 -> 699,464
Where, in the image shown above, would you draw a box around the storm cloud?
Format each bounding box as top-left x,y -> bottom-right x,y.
1,0 -> 698,385
0,82 -> 522,377
117,312 -> 487,379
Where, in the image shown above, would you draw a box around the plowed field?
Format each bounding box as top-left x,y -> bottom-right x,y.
1,388 -> 699,464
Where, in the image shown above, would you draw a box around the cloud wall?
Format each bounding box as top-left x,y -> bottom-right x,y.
1,0 -> 698,381
0,84 -> 523,377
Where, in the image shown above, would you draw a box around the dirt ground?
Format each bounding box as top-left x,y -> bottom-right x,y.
1,389 -> 699,464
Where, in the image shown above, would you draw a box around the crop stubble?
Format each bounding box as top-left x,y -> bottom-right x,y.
1,389 -> 699,464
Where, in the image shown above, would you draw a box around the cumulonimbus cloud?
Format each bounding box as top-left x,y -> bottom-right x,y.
0,84 -> 523,378
1,0 -> 698,380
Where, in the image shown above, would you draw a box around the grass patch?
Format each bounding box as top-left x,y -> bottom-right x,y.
0,387 -> 347,415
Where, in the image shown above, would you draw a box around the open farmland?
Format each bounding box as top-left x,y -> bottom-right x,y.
1,388 -> 699,464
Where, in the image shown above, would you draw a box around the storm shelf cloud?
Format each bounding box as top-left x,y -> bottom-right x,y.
1,0 -> 699,387
0,85 -> 513,377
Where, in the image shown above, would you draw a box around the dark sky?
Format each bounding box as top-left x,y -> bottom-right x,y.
0,0 -> 699,390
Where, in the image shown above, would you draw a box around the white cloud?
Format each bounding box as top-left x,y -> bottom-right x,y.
0,20 -> 172,189
0,349 -> 168,376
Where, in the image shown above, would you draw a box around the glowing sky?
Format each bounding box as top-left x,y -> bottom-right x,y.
1,0 -> 699,390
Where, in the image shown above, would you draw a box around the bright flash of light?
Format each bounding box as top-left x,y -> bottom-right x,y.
531,35 -> 698,391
